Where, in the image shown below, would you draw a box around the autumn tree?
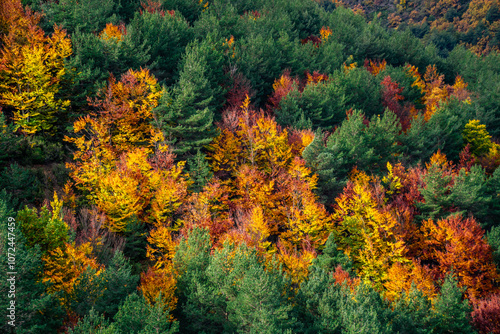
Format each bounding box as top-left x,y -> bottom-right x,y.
0,0 -> 72,135
66,69 -> 188,232
417,215 -> 499,299
205,97 -> 332,284
332,171 -> 408,291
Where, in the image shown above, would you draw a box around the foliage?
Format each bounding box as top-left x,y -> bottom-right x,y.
3,1 -> 500,332
0,1 -> 72,135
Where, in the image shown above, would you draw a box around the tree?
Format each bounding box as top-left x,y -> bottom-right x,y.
391,286 -> 435,334
0,1 -> 72,135
40,0 -> 120,35
271,71 -> 347,130
472,293 -> 500,334
154,41 -> 217,157
16,193 -> 68,254
127,5 -> 192,83
93,251 -> 139,318
332,171 -> 408,291
418,215 -> 499,299
312,233 -> 353,274
431,274 -> 475,334
463,119 -> 494,156
303,109 -> 401,203
66,23 -> 150,109
0,196 -> 65,333
338,283 -> 392,334
66,69 -> 188,232
226,260 -> 296,333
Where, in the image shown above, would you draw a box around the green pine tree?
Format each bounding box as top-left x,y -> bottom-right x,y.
431,274 -> 475,334
154,42 -> 217,157
187,150 -> 213,193
312,233 -> 353,273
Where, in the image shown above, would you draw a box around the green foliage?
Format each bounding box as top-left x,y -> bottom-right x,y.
262,0 -> 323,40
40,0 -> 119,34
391,286 -> 434,334
275,79 -> 347,130
339,283 -> 392,334
335,67 -> 383,118
174,228 -> 296,333
447,47 -> 500,137
291,37 -> 344,76
16,204 -> 69,254
431,274 -> 475,334
123,217 -> 148,268
483,168 -> 500,229
187,150 -> 213,192
0,112 -> 21,166
69,266 -> 105,318
67,27 -> 150,109
95,251 -> 139,318
0,198 -> 65,333
313,233 -> 353,273
154,41 -> 218,156
71,293 -> 179,334
402,98 -> 489,164
0,164 -> 43,209
298,267 -> 365,334
304,109 -> 401,202
449,165 -> 491,225
161,0 -> 207,24
69,251 -> 139,319
487,225 -> 500,270
128,9 -> 192,84
417,163 -> 494,226
112,293 -> 179,334
236,32 -> 295,105
68,308 -> 116,334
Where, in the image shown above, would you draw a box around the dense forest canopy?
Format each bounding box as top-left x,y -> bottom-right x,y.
1,0 -> 500,332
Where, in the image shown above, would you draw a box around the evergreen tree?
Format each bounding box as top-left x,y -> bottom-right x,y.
303,109 -> 401,203
226,259 -> 296,333
40,0 -> 118,35
391,286 -> 435,334
127,7 -> 193,84
173,228 -> 213,332
312,233 -> 353,273
154,42 -> 217,157
402,98 -> 490,164
68,308 -> 116,334
487,225 -> 500,270
94,251 -> 139,318
296,267 -> 340,334
338,283 -> 392,334
187,150 -> 213,193
431,274 -> 475,334
275,79 -> 347,130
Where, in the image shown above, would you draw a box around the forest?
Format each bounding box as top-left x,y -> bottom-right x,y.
1,0 -> 500,332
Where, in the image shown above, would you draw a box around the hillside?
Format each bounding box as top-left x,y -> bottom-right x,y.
1,0 -> 500,332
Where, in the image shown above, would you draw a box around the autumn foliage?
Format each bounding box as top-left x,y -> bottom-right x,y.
2,1 -> 500,332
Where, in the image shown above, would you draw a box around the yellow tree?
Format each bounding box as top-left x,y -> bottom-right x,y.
42,242 -> 102,303
205,97 -> 332,285
0,0 -> 72,135
333,171 -> 408,291
66,69 -> 188,232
